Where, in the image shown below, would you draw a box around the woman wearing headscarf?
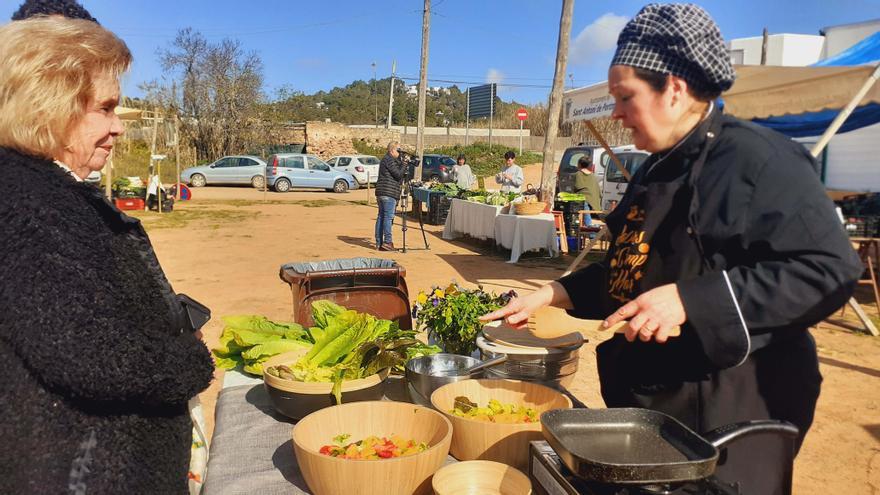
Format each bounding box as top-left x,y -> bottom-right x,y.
484,4 -> 862,493
0,16 -> 213,493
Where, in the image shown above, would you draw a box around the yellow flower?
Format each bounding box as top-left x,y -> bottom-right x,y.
434,289 -> 445,298
445,283 -> 458,295
417,292 -> 428,304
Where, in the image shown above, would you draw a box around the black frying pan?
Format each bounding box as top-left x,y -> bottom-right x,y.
541,408 -> 798,485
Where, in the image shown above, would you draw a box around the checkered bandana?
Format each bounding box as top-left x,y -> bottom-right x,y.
611,3 -> 735,93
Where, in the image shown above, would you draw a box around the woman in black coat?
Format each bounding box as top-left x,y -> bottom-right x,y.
0,17 -> 214,493
484,5 -> 863,494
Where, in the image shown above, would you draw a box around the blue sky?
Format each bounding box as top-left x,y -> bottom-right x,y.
4,0 -> 880,104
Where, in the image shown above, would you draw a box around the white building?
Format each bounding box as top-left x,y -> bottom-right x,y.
728,22 -> 880,192
729,34 -> 824,66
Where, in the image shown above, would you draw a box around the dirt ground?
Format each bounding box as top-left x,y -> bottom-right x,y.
134,168 -> 880,494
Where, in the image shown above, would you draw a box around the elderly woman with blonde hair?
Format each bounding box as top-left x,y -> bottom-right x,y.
0,16 -> 213,494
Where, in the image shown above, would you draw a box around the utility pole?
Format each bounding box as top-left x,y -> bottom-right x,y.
540,0 -> 574,207
415,0 -> 431,181
372,61 -> 378,128
387,60 -> 396,129
761,27 -> 769,65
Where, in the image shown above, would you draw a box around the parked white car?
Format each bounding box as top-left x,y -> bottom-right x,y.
326,155 -> 380,185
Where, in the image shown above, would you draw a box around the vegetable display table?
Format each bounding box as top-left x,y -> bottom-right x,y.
493,213 -> 559,263
203,374 -> 453,495
203,372 -> 586,494
441,199 -> 506,241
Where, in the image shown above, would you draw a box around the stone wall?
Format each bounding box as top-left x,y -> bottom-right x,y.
303,121 -> 401,159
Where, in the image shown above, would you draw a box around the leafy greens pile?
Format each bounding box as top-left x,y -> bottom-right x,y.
212,316 -> 313,375
214,302 -> 440,388
277,301 -> 439,403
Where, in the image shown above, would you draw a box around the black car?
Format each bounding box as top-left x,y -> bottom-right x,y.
418,154 -> 457,183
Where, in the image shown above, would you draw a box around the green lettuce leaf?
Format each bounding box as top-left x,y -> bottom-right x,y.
241,340 -> 312,361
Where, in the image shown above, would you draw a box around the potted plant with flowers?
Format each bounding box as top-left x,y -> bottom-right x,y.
412,282 -> 516,356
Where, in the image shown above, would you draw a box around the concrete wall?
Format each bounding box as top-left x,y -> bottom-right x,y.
398,133 -> 575,153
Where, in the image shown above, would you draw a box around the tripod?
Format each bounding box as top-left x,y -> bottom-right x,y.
396,170 -> 430,253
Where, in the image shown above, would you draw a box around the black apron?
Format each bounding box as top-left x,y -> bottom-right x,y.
595,113 -> 820,495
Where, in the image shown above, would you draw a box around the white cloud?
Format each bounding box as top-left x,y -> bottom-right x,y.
486,68 -> 504,85
569,13 -> 628,66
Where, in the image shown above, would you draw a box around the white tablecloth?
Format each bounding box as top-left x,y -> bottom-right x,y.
442,199 -> 505,241
493,213 -> 559,263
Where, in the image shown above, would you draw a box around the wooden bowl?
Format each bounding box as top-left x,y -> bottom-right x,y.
292,401 -> 453,495
432,460 -> 532,495
430,379 -> 572,469
263,350 -> 388,420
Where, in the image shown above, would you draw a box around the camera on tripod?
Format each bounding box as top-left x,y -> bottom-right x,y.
396,149 -> 420,190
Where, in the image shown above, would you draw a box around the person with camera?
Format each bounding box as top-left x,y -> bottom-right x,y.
374,140 -> 406,251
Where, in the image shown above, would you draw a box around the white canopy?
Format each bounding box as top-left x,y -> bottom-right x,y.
562,64 -> 880,122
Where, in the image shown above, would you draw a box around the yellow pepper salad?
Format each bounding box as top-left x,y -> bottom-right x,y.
451,397 -> 539,424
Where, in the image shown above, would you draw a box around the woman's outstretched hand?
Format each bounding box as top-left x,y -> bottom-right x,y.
480,282 -> 573,329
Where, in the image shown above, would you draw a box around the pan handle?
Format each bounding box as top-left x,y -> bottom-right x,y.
703,420 -> 799,449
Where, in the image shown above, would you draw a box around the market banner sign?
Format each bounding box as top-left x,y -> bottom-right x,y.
563,81 -> 614,123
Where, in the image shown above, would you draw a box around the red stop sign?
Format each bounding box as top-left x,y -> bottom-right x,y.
516,108 -> 528,121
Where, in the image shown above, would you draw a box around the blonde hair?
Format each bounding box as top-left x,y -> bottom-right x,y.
0,17 -> 131,159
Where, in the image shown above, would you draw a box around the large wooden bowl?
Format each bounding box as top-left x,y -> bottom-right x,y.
432,460 -> 532,495
292,401 -> 453,495
431,379 -> 572,469
263,350 -> 388,420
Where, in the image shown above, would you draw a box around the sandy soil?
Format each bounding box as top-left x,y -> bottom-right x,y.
136,171 -> 880,494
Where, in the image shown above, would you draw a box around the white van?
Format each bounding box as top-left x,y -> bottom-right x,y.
599,145 -> 651,210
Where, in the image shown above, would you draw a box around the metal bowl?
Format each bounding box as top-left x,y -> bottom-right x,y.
405,353 -> 484,406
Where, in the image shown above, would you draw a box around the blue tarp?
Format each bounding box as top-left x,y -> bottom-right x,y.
751,31 -> 880,137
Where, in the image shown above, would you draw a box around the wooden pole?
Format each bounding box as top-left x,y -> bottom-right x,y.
539,0 -> 575,205
761,28 -> 769,65
387,60 -> 396,129
148,109 -> 158,211
585,121 -> 630,181
465,87 -> 470,146
174,114 -> 181,200
415,0 -> 431,180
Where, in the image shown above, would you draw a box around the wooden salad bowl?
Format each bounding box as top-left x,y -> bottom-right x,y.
292,401 -> 453,495
431,379 -> 572,469
432,460 -> 532,495
263,350 -> 388,420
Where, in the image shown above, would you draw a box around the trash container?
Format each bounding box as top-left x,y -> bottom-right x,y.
279,258 -> 412,329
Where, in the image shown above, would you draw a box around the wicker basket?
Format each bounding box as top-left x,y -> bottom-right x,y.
514,201 -> 547,215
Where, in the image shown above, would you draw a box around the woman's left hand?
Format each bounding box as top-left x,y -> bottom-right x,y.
603,283 -> 686,343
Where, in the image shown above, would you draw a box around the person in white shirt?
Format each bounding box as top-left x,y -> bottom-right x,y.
495,150 -> 523,193
452,154 -> 476,190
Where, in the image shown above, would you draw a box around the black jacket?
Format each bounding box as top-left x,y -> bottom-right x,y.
560,112 -> 862,367
557,112 -> 863,492
375,152 -> 405,199
0,147 -> 214,493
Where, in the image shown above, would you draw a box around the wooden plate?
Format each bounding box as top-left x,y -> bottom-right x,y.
482,320 -> 584,350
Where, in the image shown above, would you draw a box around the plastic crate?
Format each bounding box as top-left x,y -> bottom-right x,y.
427,195 -> 452,225
845,216 -> 880,238
279,258 -> 412,329
114,198 -> 144,211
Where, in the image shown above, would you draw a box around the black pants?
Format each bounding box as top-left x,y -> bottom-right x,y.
598,332 -> 822,495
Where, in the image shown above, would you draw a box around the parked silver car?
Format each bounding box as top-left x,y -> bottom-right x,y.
180,155 -> 268,188
327,155 -> 380,185
266,153 -> 358,193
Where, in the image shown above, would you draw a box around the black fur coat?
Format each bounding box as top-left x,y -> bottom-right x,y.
0,147 -> 214,493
